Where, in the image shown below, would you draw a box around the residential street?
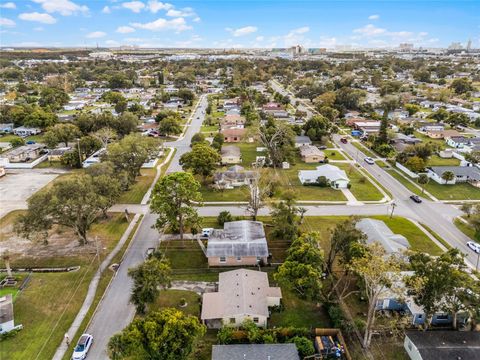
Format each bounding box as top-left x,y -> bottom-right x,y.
85,95 -> 208,359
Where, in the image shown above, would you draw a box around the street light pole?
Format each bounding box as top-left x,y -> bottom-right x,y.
390,201 -> 397,219
76,138 -> 82,167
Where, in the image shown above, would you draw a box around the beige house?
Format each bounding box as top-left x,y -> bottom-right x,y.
220,145 -> 241,164
47,147 -> 71,162
299,144 -> 326,163
221,128 -> 246,143
206,220 -> 269,266
4,144 -> 46,163
201,269 -> 282,329
426,129 -> 460,139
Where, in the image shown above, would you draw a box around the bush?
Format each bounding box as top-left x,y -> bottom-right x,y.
327,304 -> 344,329
354,318 -> 366,333
10,137 -> 25,147
316,176 -> 329,187
217,211 -> 233,226
290,336 -> 315,358
359,176 -> 366,184
217,326 -> 234,344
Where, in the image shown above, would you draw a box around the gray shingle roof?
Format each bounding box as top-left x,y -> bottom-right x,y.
356,218 -> 409,255
212,344 -> 300,360
206,221 -> 268,258
430,166 -> 480,181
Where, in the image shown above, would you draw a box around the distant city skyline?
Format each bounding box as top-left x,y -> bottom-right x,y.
0,0 -> 479,49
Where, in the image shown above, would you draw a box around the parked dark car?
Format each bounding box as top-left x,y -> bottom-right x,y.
340,137 -> 348,144
317,145 -> 327,150
410,195 -> 422,203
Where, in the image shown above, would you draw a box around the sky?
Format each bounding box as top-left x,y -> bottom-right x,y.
0,0 -> 479,49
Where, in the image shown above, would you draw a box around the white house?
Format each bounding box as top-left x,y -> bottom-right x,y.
201,269 -> 282,329
13,126 -> 41,137
427,166 -> 480,186
0,294 -> 17,334
82,148 -> 106,168
298,164 -> 350,189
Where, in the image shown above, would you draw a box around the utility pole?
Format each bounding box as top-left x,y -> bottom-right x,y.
76,138 -> 82,167
390,201 -> 397,219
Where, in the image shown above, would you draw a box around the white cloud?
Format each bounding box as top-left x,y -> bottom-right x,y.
19,12 -> 57,24
124,37 -> 144,43
131,17 -> 191,32
0,2 -> 16,9
255,36 -> 264,42
283,26 -> 310,46
117,25 -> 135,33
0,17 -> 16,27
122,1 -> 145,13
353,24 -> 386,36
368,14 -> 379,20
32,0 -> 89,16
166,7 -> 195,17
226,26 -> 258,37
148,0 -> 173,13
102,6 -> 111,14
193,16 -> 200,22
17,41 -> 42,47
34,26 -> 44,31
105,39 -> 120,46
318,36 -> 337,48
86,31 -> 107,38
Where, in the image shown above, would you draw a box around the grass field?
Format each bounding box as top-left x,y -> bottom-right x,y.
337,164 -> 384,201
118,168 -> 156,203
351,141 -> 377,158
150,289 -> 201,317
371,216 -> 443,256
325,149 -> 347,160
427,155 -> 460,167
454,217 -> 479,241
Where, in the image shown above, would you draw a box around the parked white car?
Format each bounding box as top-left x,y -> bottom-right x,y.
201,228 -> 214,238
364,157 -> 375,165
72,334 -> 93,360
467,241 -> 480,254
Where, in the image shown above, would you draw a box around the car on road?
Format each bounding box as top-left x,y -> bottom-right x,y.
26,140 -> 36,145
409,195 -> 422,203
364,157 -> 374,165
145,247 -> 156,259
467,241 -> 480,254
201,228 -> 214,238
340,137 -> 348,144
72,334 -> 93,360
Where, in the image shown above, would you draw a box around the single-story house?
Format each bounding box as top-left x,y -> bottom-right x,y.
4,144 -> 46,163
0,123 -> 14,133
212,344 -> 299,360
351,120 -> 381,134
376,271 -> 454,327
425,129 -> 459,139
221,128 -> 246,143
221,114 -> 246,129
13,126 -> 41,137
47,147 -> 71,161
206,220 -> 269,266
262,102 -> 283,112
356,218 -> 410,256
445,136 -> 470,149
220,145 -> 241,165
0,294 -> 16,334
213,165 -> 257,189
82,148 -> 106,168
0,142 -> 12,153
201,269 -> 282,328
404,331 -> 480,360
416,122 -> 445,132
427,166 -> 480,186
298,164 -> 350,189
299,144 -> 326,163
294,135 -> 312,148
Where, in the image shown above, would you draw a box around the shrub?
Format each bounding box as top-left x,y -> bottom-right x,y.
217,326 -> 234,344
359,176 -> 366,184
10,137 -> 25,147
217,211 -> 233,226
354,318 -> 366,333
316,176 -> 329,187
290,336 -> 315,358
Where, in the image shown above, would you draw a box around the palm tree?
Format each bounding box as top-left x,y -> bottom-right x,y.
441,171 -> 455,184
417,174 -> 429,194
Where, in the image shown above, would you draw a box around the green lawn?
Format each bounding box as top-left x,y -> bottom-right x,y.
385,168 -> 424,197
269,289 -> 330,328
371,216 -> 443,256
201,125 -> 219,133
454,217 -> 479,241
118,168 -> 156,203
159,239 -> 208,270
413,131 -> 448,150
427,155 -> 460,167
324,149 -> 346,160
238,142 -> 260,167
150,289 -> 201,317
0,270 -> 95,360
422,181 -> 480,200
351,141 -> 376,158
199,185 -> 250,202
34,160 -> 68,169
337,164 -> 384,201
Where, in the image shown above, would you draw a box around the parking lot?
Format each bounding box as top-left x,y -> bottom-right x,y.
0,168 -> 65,218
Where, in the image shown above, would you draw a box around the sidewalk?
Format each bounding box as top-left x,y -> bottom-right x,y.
52,213 -> 142,360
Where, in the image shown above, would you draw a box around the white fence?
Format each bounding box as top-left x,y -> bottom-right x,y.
395,162 -> 419,179
0,154 -> 47,169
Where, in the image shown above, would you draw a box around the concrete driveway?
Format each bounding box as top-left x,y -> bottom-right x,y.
0,168 -> 65,218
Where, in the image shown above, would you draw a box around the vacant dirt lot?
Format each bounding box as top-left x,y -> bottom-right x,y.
0,168 -> 66,218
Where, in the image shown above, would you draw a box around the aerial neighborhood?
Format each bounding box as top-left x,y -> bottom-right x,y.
0,2 -> 480,360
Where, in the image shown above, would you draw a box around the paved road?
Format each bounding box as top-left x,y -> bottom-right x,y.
332,134 -> 478,268
85,95 -> 208,359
